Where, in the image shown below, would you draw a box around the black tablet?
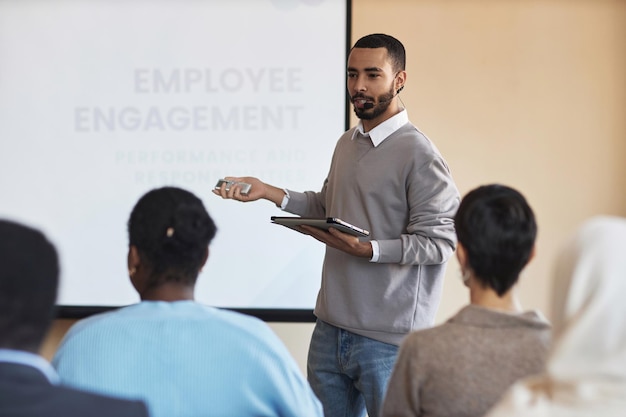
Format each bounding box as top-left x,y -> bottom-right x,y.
271,216 -> 370,237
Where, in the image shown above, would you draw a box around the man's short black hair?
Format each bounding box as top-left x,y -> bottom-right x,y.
0,220 -> 59,352
455,184 -> 537,296
352,33 -> 406,72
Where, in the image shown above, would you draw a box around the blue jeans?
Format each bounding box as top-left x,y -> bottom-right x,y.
307,320 -> 399,417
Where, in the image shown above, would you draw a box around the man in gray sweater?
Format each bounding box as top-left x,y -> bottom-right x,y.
214,34 -> 459,417
381,184 -> 551,417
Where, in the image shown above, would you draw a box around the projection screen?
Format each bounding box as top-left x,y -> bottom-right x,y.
0,0 -> 350,320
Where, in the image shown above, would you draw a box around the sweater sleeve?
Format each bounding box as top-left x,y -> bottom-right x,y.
377,155 -> 459,265
282,174 -> 328,218
283,188 -> 326,218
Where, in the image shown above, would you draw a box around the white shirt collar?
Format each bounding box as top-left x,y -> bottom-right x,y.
0,348 -> 60,384
352,109 -> 409,147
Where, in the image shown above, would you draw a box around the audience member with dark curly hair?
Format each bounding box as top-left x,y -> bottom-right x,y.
52,187 -> 323,417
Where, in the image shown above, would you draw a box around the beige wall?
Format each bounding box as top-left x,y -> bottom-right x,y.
43,0 -> 626,375
352,0 -> 626,324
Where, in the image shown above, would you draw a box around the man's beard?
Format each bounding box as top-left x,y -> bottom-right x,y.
353,84 -> 395,120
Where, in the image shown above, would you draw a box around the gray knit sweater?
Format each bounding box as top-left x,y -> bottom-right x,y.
285,119 -> 459,345
381,304 -> 551,417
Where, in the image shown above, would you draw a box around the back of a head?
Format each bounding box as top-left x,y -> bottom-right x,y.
0,220 -> 59,352
128,187 -> 217,285
455,184 -> 537,296
352,33 -> 406,72
548,216 -> 626,382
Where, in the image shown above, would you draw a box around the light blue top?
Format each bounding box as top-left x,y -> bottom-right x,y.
52,301 -> 323,417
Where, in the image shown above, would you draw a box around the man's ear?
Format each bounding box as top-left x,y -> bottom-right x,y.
395,70 -> 407,94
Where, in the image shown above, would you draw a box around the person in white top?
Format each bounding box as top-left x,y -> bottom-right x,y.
485,215 -> 626,417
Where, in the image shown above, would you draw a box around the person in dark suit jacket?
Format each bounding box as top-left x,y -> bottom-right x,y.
0,219 -> 149,417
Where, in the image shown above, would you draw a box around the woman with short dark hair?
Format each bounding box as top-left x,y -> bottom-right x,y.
381,184 -> 551,417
